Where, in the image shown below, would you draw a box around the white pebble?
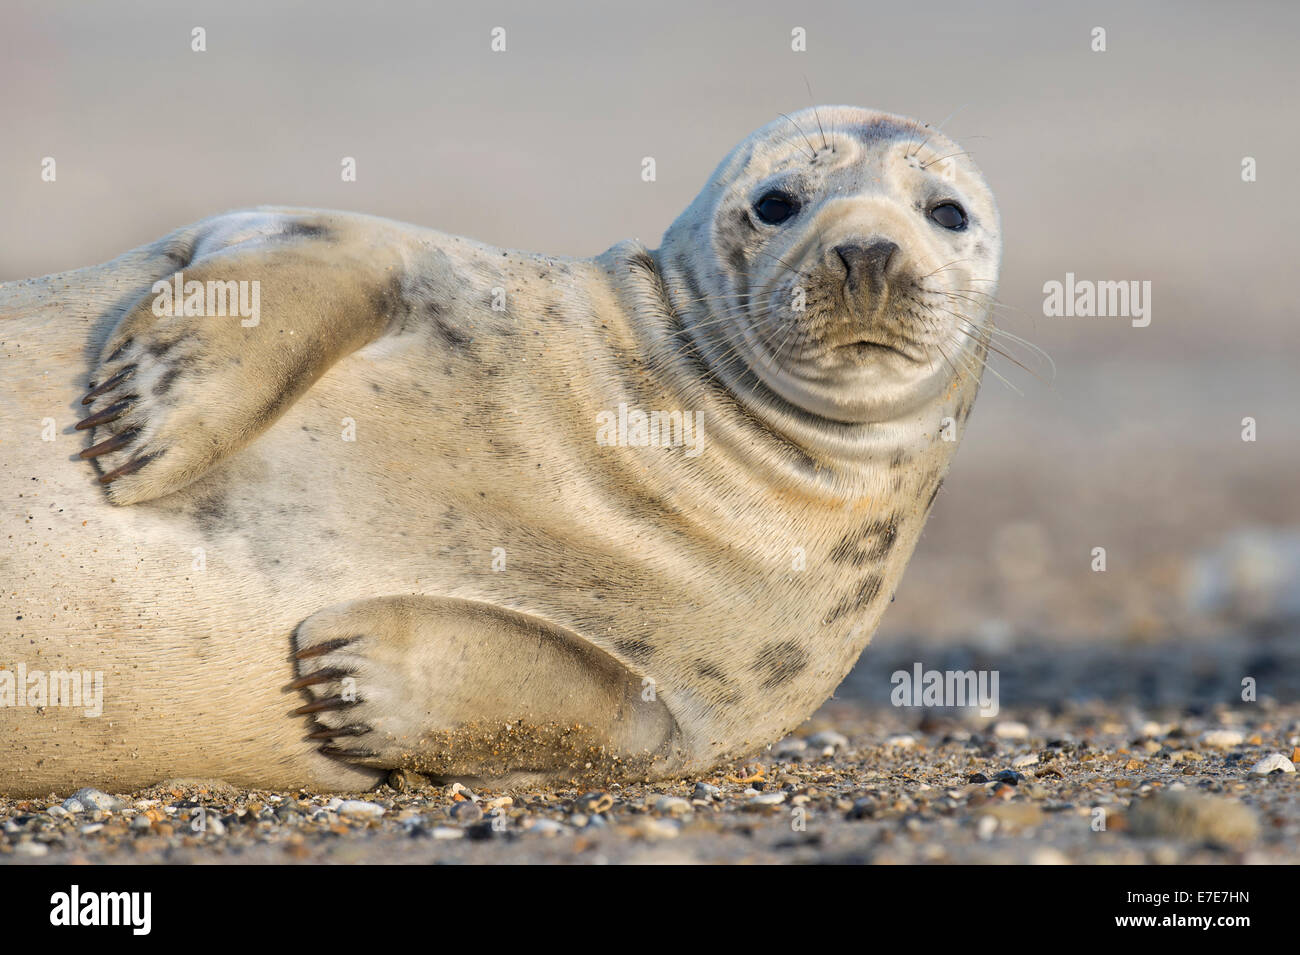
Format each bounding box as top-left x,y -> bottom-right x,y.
429,826 -> 465,840
993,721 -> 1030,740
13,841 -> 48,857
636,816 -> 680,839
1200,729 -> 1246,749
524,818 -> 566,836
71,788 -> 123,812
808,730 -> 849,750
1248,753 -> 1296,777
654,796 -> 692,816
884,734 -> 916,749
748,792 -> 787,807
335,800 -> 386,818
1012,753 -> 1040,768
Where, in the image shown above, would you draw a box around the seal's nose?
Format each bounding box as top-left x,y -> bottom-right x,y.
834,239 -> 900,290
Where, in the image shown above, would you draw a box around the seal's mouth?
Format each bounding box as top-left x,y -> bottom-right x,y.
837,338 -> 902,358
830,335 -> 919,365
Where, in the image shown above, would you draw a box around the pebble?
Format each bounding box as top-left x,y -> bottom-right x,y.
977,803 -> 1044,830
808,730 -> 849,751
522,818 -> 566,837
335,800 -> 386,818
846,797 -> 876,819
884,734 -> 916,749
635,816 -> 680,839
275,801 -> 306,821
773,738 -> 807,757
1248,753 -> 1296,777
1128,791 -> 1259,844
1011,753 -> 1040,769
993,721 -> 1030,740
69,788 -> 124,812
130,814 -> 152,832
13,840 -> 48,857
46,805 -> 70,818
746,792 -> 786,808
692,782 -> 721,801
387,769 -> 425,792
429,826 -> 464,840
445,782 -> 476,802
1200,729 -> 1245,749
574,792 -> 615,814
654,796 -> 692,817
449,801 -> 483,823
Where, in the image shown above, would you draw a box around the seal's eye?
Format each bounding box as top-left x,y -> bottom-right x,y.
754,191 -> 800,225
929,201 -> 967,231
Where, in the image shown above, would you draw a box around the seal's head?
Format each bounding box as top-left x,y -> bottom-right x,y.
659,106 -> 1001,428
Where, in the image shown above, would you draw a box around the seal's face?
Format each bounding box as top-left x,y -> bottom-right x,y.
663,106 -> 1002,425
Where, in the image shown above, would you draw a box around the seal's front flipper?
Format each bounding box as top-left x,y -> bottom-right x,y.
77,210 -> 404,505
289,595 -> 682,787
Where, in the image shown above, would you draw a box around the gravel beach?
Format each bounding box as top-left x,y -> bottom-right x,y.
4,637 -> 1296,865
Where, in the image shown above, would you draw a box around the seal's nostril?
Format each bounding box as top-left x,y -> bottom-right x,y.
834,239 -> 900,288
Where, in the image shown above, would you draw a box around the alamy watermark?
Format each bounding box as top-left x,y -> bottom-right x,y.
595,402 -> 703,457
49,885 -> 150,935
1042,272 -> 1151,327
151,270 -> 260,327
890,662 -> 1000,717
0,663 -> 104,717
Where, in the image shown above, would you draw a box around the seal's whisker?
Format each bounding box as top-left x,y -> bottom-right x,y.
919,258 -> 974,279
939,314 -> 1043,389
746,246 -> 813,276
803,83 -> 830,151
908,104 -> 970,159
935,289 -> 1016,316
958,319 -> 1056,384
944,330 -> 1024,395
921,150 -> 973,170
916,302 -> 983,383
939,291 -> 1011,313
778,112 -> 821,161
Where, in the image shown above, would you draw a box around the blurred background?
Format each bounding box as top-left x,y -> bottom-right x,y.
3,0 -> 1297,706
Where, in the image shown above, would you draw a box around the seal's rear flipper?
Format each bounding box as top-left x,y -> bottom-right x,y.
289,595 -> 683,787
76,209 -> 406,505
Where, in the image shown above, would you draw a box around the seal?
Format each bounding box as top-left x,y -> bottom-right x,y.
0,106 -> 1001,795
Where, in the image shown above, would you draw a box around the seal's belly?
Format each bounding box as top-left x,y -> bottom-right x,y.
240,349 -> 911,765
